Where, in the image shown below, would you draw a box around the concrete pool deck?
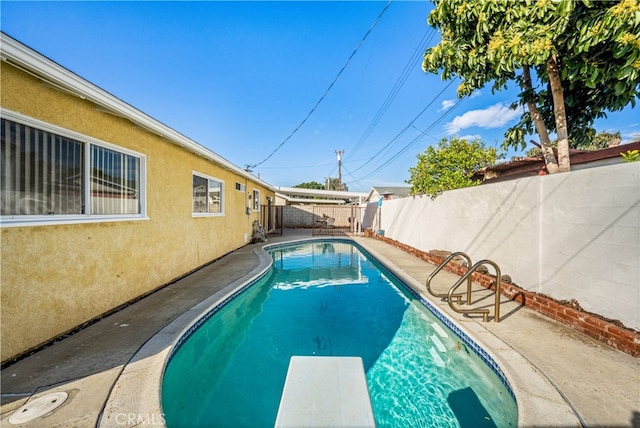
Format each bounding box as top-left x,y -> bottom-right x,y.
1,230 -> 638,427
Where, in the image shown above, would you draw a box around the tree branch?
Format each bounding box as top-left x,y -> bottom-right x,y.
522,66 -> 559,174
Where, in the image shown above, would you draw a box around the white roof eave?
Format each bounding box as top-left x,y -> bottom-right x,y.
282,197 -> 348,205
0,32 -> 276,192
276,186 -> 367,199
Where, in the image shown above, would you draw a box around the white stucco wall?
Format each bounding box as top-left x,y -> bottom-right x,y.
378,162 -> 640,330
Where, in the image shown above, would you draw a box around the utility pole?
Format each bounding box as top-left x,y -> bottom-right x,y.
335,150 -> 344,191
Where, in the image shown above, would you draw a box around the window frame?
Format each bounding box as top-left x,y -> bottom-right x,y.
1,110 -> 147,228
192,171 -> 224,217
252,189 -> 260,211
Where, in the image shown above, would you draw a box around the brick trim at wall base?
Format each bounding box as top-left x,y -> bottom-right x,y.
372,235 -> 640,357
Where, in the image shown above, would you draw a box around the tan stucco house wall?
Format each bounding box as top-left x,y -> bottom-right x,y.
0,33 -> 275,363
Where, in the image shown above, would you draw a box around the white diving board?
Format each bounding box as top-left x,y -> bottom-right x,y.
275,356 -> 376,428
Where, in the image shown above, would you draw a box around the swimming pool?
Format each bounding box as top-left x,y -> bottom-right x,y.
162,240 -> 518,427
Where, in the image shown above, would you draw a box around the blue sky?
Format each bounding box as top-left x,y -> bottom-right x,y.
2,1 -> 638,192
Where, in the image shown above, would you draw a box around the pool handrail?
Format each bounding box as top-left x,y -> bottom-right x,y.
425,251 -> 473,304
447,259 -> 502,322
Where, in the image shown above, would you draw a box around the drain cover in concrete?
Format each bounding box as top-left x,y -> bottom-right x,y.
8,391 -> 68,424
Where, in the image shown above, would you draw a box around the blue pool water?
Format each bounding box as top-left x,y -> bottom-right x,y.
162,240 -> 518,427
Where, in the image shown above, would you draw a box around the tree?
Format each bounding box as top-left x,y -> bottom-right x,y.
326,178 -> 348,192
582,130 -> 621,150
291,181 -> 325,200
422,0 -> 640,174
293,181 -> 325,190
525,130 -> 622,156
293,179 -> 348,191
406,137 -> 500,198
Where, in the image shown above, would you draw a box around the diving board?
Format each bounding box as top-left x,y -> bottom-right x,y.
275,356 -> 376,428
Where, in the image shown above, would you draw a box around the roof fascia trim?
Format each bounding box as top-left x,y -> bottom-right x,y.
276,186 -> 367,199
0,32 -> 275,191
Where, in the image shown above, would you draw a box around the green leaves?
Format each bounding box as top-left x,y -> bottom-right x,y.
406,137 -> 501,198
422,0 -> 640,158
620,149 -> 640,162
556,0 -> 576,17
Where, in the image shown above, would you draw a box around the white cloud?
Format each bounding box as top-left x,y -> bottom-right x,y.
469,90 -> 482,98
458,134 -> 482,142
444,103 -> 520,135
622,130 -> 640,144
440,99 -> 456,111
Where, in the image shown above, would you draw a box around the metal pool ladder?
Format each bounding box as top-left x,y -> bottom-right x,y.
425,251 -> 473,304
427,253 -> 502,323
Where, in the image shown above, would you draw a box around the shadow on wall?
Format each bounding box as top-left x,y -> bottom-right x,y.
378,163 -> 640,332
282,205 -> 362,229
282,206 -> 316,228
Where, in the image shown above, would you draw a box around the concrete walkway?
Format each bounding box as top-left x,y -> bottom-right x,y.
1,230 -> 638,427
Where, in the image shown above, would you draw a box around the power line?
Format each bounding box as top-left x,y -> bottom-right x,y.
248,0 -> 393,170
348,29 -> 437,160
354,96 -> 465,181
348,79 -> 457,176
326,29 -> 435,180
341,163 -> 366,191
255,161 -> 333,169
357,98 -> 464,181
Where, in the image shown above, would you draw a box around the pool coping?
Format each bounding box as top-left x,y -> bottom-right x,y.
97,236 -> 580,427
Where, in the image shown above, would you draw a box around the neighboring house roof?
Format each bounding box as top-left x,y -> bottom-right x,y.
0,32 -> 275,192
365,186 -> 411,202
474,141 -> 640,184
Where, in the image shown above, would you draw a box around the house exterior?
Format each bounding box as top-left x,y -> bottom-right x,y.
0,33 -> 275,363
364,186 -> 411,203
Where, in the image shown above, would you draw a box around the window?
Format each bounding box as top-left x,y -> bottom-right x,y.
193,173 -> 223,215
235,182 -> 246,192
253,189 -> 260,211
1,116 -> 144,224
91,145 -> 140,215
